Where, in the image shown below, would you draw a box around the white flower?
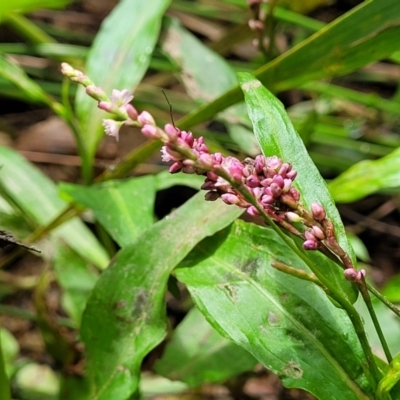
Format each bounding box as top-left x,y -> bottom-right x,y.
110,89 -> 133,108
103,119 -> 123,141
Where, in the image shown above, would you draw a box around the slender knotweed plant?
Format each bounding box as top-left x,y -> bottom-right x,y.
61,62 -> 400,399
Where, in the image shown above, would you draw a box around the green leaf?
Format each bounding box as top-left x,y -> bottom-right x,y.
53,243 -> 98,326
0,51 -> 54,106
154,307 -> 257,386
328,147 -> 400,203
60,176 -> 156,247
176,221 -> 373,400
0,146 -> 109,269
238,73 -> 357,302
0,0 -> 69,15
178,0 -> 400,130
74,0 -> 171,180
81,192 -> 242,400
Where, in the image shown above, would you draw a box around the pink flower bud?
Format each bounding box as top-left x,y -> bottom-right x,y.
98,101 -> 114,113
311,226 -> 325,240
138,111 -> 155,126
169,161 -> 182,174
141,124 -> 160,140
125,104 -> 138,120
303,239 -> 318,250
246,175 -> 260,188
86,85 -> 107,101
273,174 -> 284,188
304,230 -> 316,241
221,193 -> 240,205
344,268 -> 366,282
164,123 -> 179,140
311,203 -> 326,221
247,205 -> 260,216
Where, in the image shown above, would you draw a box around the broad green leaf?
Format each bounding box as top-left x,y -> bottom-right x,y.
176,221 -> 373,400
238,73 -> 355,260
0,147 -> 109,269
178,0 -> 400,130
0,0 -> 69,15
53,243 -> 98,326
81,192 -> 242,400
328,147 -> 400,203
154,307 -> 257,386
75,0 -> 171,179
161,17 -> 260,155
60,176 -> 156,247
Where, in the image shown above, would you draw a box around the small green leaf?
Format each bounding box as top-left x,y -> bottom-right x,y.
60,176 -> 156,247
0,147 -> 109,269
81,193 -> 242,400
328,147 -> 400,203
176,221 -> 373,400
154,307 -> 257,386
74,0 -> 171,179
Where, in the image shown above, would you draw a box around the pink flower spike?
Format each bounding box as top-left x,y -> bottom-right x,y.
138,111 -> 156,126
103,119 -> 123,141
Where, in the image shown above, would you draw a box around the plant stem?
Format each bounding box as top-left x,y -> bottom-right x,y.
367,283 -> 400,318
358,278 -> 392,363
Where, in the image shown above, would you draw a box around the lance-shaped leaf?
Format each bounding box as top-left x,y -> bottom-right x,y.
60,176 -> 156,247
0,147 -> 108,269
81,192 -> 242,400
328,147 -> 400,203
176,221 -> 373,400
239,73 -> 357,301
74,0 -> 171,178
154,307 -> 257,386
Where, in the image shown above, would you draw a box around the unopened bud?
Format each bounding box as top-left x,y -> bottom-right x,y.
344,268 -> 366,282
311,226 -> 325,240
138,111 -> 155,126
311,202 -> 326,221
86,85 -> 107,101
141,124 -> 160,140
286,212 -> 303,223
303,239 -> 318,250
125,104 -> 138,120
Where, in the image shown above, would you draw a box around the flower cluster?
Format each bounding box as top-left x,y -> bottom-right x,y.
61,63 -> 365,282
